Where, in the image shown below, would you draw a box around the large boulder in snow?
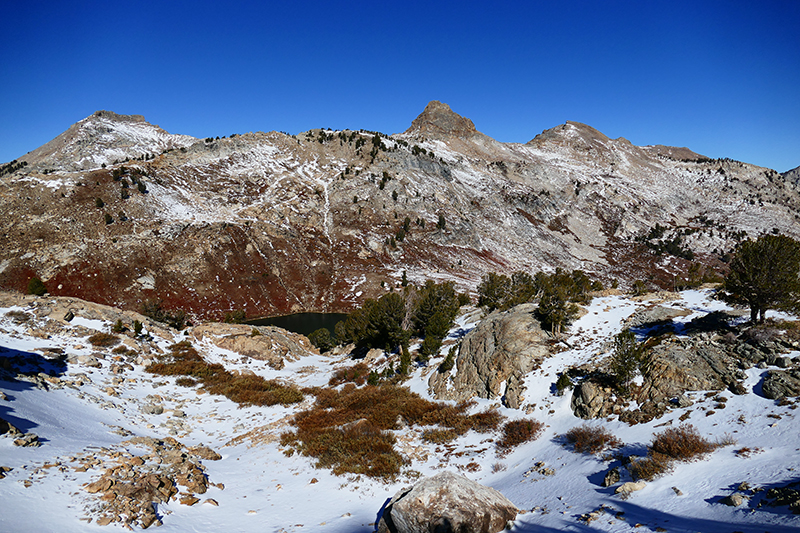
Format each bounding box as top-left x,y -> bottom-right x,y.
429,304 -> 550,408
376,471 -> 518,533
762,369 -> 800,400
571,380 -> 615,419
190,323 -> 316,369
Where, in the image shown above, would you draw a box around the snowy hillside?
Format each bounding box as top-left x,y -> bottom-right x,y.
1,289 -> 799,532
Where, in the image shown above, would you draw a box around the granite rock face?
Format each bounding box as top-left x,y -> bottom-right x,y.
190,323 -> 316,369
429,304 -> 551,408
377,471 -> 518,533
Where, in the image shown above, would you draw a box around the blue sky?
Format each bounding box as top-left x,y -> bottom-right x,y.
2,1 -> 798,171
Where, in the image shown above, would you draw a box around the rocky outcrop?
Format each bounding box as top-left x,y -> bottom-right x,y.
82,436 -> 221,528
190,323 -> 316,369
429,304 -> 551,408
376,471 -> 518,533
762,368 -> 800,399
639,336 -> 748,404
571,380 -> 616,419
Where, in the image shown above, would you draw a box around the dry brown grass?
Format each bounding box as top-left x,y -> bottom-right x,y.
629,424 -> 720,481
649,424 -> 716,461
628,453 -> 672,481
147,341 -> 302,407
88,332 -> 120,347
563,424 -> 623,455
328,362 -> 370,386
5,310 -> 31,324
496,419 -> 544,451
281,384 -> 503,479
421,428 -> 460,444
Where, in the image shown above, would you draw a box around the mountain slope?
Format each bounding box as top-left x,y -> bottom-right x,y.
0,103 -> 798,320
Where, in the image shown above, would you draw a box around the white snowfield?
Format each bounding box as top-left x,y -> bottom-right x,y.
1,290 -> 799,532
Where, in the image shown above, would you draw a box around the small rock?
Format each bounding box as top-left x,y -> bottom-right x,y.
96,515 -> 114,526
671,486 -> 683,496
141,404 -> 164,415
602,468 -> 620,487
77,355 -> 101,368
720,493 -> 747,507
737,481 -> 750,492
64,311 -> 74,322
203,498 -> 219,506
13,433 -> 40,447
615,481 -> 647,494
675,394 -> 692,408
180,495 -> 200,506
776,356 -> 793,368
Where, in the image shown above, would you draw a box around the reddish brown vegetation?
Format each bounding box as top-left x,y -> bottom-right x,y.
563,424 -> 623,455
496,419 -> 544,451
629,424 -> 720,481
147,341 -> 303,407
87,332 -> 121,347
328,362 -> 370,387
281,385 -> 502,478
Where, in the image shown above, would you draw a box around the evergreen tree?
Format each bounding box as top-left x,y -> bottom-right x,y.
718,234 -> 800,323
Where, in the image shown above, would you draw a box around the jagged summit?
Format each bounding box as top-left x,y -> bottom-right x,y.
92,110 -> 147,123
404,101 -> 479,138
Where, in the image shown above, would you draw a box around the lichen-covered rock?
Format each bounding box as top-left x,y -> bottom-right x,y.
762,369 -> 800,400
639,337 -> 746,404
377,471 -> 518,533
571,380 -> 615,419
191,323 -> 316,369
429,304 -> 550,408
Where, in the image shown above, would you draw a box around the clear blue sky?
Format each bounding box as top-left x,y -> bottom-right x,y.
2,1 -> 798,172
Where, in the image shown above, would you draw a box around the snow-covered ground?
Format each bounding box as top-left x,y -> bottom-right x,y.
1,290 -> 799,532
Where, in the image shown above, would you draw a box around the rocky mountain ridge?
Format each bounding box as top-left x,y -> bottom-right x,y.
1,101 -> 798,320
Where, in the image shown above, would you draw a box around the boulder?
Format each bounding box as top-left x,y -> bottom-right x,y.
191,323 -> 316,369
762,369 -> 800,400
571,380 -> 614,419
720,493 -> 747,507
615,481 -> 646,494
0,416 -> 21,435
429,304 -> 551,408
602,468 -> 620,487
639,338 -> 745,405
377,471 -> 518,533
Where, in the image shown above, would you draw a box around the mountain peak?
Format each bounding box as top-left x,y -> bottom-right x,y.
90,110 -> 147,123
404,101 -> 478,138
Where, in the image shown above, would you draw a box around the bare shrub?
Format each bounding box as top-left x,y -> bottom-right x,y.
628,453 -> 672,481
563,424 -> 623,455
5,310 -> 31,324
88,332 -> 120,347
328,362 -> 370,387
496,419 -> 544,451
281,384 -> 503,479
650,424 -> 715,461
147,341 -> 302,407
628,424 -> 722,481
421,428 -> 459,444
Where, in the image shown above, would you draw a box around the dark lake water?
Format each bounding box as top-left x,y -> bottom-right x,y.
247,313 -> 348,337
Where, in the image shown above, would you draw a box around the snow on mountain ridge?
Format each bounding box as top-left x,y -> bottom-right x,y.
1,103 -> 798,320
